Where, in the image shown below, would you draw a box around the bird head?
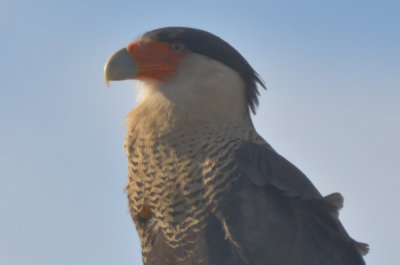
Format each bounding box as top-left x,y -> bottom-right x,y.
104,27 -> 265,123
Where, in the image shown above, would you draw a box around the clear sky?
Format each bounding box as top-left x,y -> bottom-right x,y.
1,0 -> 399,264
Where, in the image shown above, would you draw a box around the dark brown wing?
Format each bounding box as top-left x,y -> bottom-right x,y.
207,141 -> 368,265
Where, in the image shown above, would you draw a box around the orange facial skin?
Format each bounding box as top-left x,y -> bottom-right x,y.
126,39 -> 189,82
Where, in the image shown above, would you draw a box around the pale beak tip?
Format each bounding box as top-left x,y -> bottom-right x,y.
104,61 -> 111,87
103,47 -> 138,87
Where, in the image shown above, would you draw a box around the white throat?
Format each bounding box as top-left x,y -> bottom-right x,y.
127,54 -> 252,134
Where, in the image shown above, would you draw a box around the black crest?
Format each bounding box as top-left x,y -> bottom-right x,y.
143,27 -> 266,114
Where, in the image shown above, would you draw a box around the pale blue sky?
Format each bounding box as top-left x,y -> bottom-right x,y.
1,1 -> 399,264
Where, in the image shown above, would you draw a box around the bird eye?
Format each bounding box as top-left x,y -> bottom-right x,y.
170,42 -> 186,53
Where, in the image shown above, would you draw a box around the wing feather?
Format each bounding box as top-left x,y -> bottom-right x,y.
212,141 -> 369,264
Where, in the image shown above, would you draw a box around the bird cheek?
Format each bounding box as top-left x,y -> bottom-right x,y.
135,67 -> 177,82
126,40 -> 186,81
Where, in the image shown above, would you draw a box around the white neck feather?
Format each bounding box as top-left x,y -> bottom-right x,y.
126,53 -> 252,135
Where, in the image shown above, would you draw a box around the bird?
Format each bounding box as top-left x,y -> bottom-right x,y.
104,27 -> 369,265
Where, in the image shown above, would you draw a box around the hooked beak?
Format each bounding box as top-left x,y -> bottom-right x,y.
104,39 -> 188,86
104,47 -> 138,87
